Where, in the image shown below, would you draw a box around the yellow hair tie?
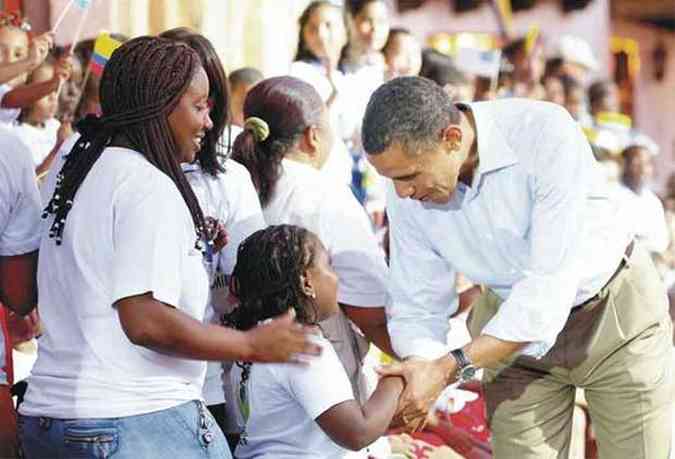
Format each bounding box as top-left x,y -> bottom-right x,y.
244,117 -> 270,142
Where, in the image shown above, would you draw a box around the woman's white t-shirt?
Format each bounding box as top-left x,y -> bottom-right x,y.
233,334 -> 354,459
13,118 -> 60,166
0,126 -> 42,386
21,136 -> 210,418
183,158 -> 266,406
262,159 -> 387,403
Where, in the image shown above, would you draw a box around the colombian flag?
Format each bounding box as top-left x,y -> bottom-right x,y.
90,32 -> 123,77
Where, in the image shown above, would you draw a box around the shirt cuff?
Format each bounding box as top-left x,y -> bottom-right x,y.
394,337 -> 450,360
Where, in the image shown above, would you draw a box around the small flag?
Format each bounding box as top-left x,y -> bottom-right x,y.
90,32 -> 123,77
525,25 -> 540,55
455,47 -> 502,79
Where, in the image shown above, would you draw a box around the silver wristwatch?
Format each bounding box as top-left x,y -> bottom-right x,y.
449,348 -> 478,384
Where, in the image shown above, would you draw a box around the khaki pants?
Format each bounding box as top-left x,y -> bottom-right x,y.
468,246 -> 673,459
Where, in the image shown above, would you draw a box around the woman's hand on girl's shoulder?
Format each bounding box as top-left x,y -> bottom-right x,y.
244,309 -> 322,363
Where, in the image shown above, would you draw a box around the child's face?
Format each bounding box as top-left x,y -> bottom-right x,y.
350,1 -> 390,53
0,26 -> 29,86
305,243 -> 339,322
565,87 -> 585,120
384,33 -> 421,78
58,56 -> 83,120
303,4 -> 347,61
230,82 -> 255,127
26,64 -> 58,124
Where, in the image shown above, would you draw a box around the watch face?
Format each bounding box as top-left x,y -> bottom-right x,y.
460,365 -> 478,381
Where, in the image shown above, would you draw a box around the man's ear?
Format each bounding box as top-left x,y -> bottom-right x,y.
441,124 -> 462,152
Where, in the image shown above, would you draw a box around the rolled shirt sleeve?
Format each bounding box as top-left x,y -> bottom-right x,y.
482,112 -> 594,357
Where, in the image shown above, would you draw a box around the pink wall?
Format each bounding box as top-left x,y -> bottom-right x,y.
389,0 -> 612,79
612,19 -> 675,192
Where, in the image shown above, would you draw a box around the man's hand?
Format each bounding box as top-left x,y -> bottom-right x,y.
377,356 -> 457,431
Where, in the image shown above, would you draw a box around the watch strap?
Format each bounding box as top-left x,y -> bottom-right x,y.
450,348 -> 471,369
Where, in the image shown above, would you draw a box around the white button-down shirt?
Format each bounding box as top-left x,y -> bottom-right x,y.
386,99 -> 631,359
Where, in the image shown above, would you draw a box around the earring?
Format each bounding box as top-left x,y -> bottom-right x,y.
309,291 -> 316,299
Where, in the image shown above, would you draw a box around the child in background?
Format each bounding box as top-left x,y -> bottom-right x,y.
54,45 -> 84,123
0,13 -> 69,124
229,67 -> 263,128
382,28 -> 421,80
13,59 -> 72,176
226,225 -> 404,459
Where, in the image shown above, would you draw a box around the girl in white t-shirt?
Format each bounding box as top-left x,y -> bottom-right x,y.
226,225 -> 404,459
19,36 -> 320,459
290,1 -> 355,186
13,59 -> 72,176
232,76 -> 393,408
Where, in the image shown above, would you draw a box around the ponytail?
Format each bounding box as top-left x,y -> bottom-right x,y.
230,76 -> 325,207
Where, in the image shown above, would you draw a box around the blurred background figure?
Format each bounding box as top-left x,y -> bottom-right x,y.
228,67 -> 263,129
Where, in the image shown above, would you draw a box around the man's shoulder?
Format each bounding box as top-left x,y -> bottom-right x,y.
475,98 -> 572,126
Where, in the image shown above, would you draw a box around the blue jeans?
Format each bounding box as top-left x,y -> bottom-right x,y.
18,400 -> 232,459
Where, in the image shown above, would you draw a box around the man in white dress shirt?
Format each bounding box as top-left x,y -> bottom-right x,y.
363,77 -> 672,458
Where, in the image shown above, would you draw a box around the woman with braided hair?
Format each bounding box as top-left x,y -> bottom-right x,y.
160,27 -> 267,446
18,36 -> 320,459
226,224 -> 404,459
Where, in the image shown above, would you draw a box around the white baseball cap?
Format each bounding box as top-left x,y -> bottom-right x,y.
554,35 -> 598,71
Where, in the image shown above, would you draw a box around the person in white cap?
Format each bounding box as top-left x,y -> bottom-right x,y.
554,34 -> 598,85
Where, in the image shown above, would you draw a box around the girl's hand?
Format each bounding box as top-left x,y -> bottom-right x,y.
57,120 -> 74,144
205,217 -> 228,253
53,56 -> 73,83
29,33 -> 54,69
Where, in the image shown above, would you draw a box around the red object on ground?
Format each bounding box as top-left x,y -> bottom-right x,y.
0,306 -> 13,385
394,385 -> 492,459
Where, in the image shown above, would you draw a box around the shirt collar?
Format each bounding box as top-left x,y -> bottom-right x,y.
281,158 -> 320,177
459,102 -> 519,177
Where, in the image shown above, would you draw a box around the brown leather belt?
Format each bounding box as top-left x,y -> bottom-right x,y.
572,240 -> 635,312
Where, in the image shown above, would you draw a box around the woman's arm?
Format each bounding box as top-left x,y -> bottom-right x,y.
316,375 -> 404,450
2,56 -> 70,109
0,251 -> 38,316
341,304 -> 394,357
116,293 -> 321,363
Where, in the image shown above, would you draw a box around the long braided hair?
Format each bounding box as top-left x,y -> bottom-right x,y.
223,225 -> 321,437
224,224 -> 321,331
43,36 -> 207,246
